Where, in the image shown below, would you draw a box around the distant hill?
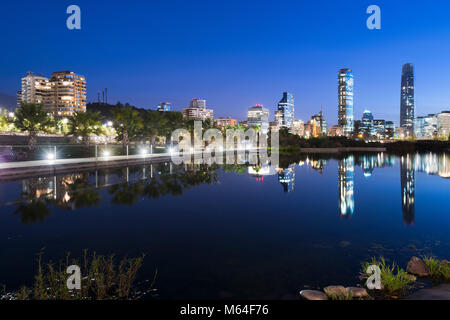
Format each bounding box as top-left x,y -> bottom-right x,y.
0,92 -> 17,110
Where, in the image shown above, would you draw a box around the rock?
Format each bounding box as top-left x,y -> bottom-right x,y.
346,287 -> 368,298
441,259 -> 450,266
339,241 -> 351,247
407,244 -> 417,250
300,290 -> 328,300
324,285 -> 347,297
406,256 -> 430,277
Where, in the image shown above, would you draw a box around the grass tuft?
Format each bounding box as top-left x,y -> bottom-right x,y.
360,257 -> 415,297
422,256 -> 450,282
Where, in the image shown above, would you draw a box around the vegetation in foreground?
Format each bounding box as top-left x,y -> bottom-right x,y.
422,256 -> 450,282
360,257 -> 416,298
1,250 -> 154,300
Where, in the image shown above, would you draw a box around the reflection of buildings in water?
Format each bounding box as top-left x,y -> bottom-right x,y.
413,152 -> 450,178
338,156 -> 355,217
21,175 -> 83,209
277,164 -> 296,193
361,155 -> 375,177
305,157 -> 328,174
401,154 -> 415,225
248,165 -> 276,181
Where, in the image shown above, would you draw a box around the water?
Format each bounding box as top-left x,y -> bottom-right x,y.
0,152 -> 449,299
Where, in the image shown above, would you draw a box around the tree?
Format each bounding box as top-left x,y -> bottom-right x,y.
142,111 -> 166,149
111,107 -> 143,152
14,103 -> 54,153
67,111 -> 104,149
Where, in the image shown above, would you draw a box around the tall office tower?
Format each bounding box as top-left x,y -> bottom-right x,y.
19,72 -> 52,107
248,104 -> 269,134
400,63 -> 415,136
49,71 -> 87,117
338,155 -> 355,217
338,69 -> 354,136
400,154 -> 415,225
275,92 -> 295,130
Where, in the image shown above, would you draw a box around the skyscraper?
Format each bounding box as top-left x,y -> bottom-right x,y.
275,92 -> 294,130
400,63 -> 415,136
361,109 -> 375,136
338,69 -> 354,136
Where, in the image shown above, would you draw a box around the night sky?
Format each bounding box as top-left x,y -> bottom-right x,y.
2,0 -> 450,124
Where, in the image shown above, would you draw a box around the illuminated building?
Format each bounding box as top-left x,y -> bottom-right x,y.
49,71 -> 87,116
247,104 -> 269,134
415,114 -> 437,138
292,120 -> 305,136
400,63 -> 415,136
275,92 -> 295,130
329,125 -> 343,137
19,72 -> 52,107
338,155 -> 355,217
373,119 -> 386,139
182,98 -> 214,121
338,68 -> 354,136
157,102 -> 171,112
361,109 -> 375,136
385,121 -> 395,139
437,111 -> 450,138
215,117 -> 237,128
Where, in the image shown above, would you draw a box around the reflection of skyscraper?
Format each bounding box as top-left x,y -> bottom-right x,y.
277,164 -> 295,193
362,155 -> 376,177
400,154 -> 415,225
400,63 -> 415,136
338,156 -> 355,217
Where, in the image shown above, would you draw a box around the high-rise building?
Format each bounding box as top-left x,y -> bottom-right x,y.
275,92 -> 294,130
49,71 -> 87,116
361,109 -> 375,136
157,102 -> 171,112
247,104 -> 269,134
182,98 -> 214,121
338,68 -> 354,136
437,111 -> 450,138
400,63 -> 415,136
385,121 -> 395,139
19,71 -> 86,117
19,72 -> 52,107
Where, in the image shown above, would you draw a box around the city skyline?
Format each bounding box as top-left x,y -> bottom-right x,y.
2,1 -> 450,124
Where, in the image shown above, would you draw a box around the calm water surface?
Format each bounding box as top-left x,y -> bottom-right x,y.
0,152 -> 449,299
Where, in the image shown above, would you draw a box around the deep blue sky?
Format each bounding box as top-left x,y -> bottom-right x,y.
2,0 -> 450,124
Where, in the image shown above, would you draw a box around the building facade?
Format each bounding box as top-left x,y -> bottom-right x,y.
292,120 -> 305,136
157,102 -> 171,112
182,98 -> 214,121
437,111 -> 450,138
49,71 -> 87,117
215,117 -> 237,128
400,63 -> 415,136
361,109 -> 375,137
247,104 -> 269,134
275,92 -> 295,130
338,68 -> 354,136
19,72 -> 52,107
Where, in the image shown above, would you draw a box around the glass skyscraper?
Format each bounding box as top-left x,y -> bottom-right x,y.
400,63 -> 415,136
276,92 -> 295,130
338,69 -> 354,136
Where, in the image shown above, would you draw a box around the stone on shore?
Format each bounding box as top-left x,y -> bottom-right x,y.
441,259 -> 450,267
406,256 -> 430,277
300,290 -> 328,300
324,285 -> 347,297
346,287 -> 368,298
